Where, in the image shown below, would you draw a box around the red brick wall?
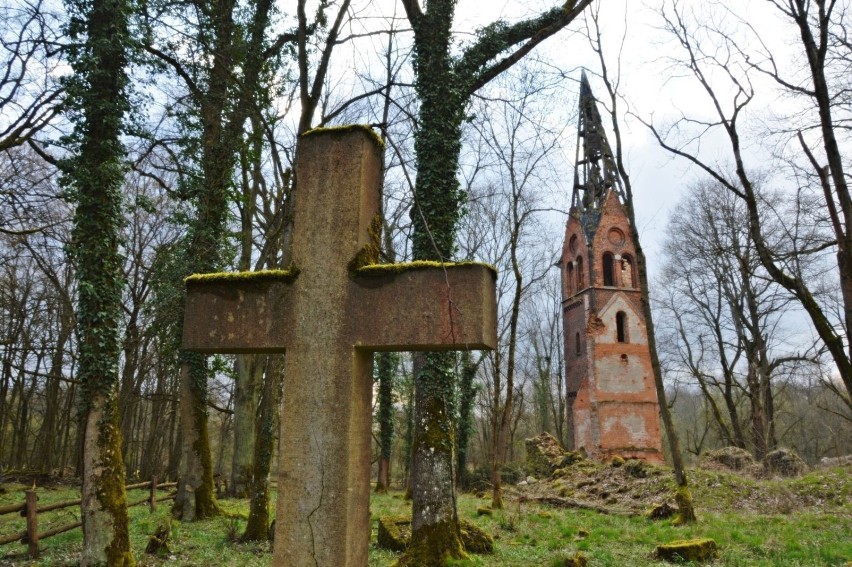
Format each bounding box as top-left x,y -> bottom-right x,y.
561,190 -> 663,464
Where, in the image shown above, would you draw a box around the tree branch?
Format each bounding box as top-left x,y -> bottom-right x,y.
457,0 -> 593,97
141,43 -> 203,100
400,0 -> 422,26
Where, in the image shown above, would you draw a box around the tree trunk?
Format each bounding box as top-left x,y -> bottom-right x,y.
401,353 -> 465,566
402,369 -> 415,496
33,325 -> 70,472
230,354 -> 262,497
591,28 -> 697,521
746,361 -> 768,459
402,0 -> 467,555
241,355 -> 281,541
141,368 -> 168,481
492,224 -> 523,510
62,0 -> 134,554
455,353 -> 477,488
399,0 -> 592,560
81,393 -> 133,566
635,246 -> 695,524
375,352 -> 396,493
172,357 -> 220,520
722,381 -> 747,449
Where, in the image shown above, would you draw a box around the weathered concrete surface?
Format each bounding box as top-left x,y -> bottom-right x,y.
185,265 -> 497,355
184,279 -> 293,353
351,265 -> 497,351
182,127 -> 497,566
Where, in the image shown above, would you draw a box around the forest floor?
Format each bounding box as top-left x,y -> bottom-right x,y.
0,462 -> 849,566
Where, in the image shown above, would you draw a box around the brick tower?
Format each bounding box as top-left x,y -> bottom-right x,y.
559,72 -> 663,463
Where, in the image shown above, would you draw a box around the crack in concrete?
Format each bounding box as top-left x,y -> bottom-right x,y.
306,432 -> 324,567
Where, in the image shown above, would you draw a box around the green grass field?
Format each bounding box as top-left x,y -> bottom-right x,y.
1,469 -> 850,566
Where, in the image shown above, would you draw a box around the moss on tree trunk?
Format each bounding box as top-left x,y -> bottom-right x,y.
241,355 -> 281,541
62,0 -> 134,558
394,518 -> 466,567
81,395 -> 135,566
404,353 -> 466,565
172,356 -> 221,521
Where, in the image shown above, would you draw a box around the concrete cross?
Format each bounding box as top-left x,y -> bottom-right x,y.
183,127 -> 497,566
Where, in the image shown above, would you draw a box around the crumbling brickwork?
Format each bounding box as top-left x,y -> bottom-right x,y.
560,191 -> 663,464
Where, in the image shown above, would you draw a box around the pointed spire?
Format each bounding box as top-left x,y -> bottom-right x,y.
572,71 -> 623,235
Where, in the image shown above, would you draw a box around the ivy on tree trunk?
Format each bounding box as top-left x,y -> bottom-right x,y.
61,0 -> 134,560
241,356 -> 282,541
399,0 -> 592,562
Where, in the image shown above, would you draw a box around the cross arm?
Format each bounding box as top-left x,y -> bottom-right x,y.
349,262 -> 497,352
182,270 -> 298,353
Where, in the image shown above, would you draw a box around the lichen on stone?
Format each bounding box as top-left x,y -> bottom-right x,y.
348,214 -> 383,272
653,538 -> 719,562
525,432 -> 575,477
699,446 -> 756,472
145,521 -> 172,556
559,552 -> 589,567
623,458 -> 650,478
184,267 -> 300,285
377,515 -> 411,552
458,520 -> 494,554
647,501 -> 677,520
763,447 -> 807,478
301,124 -> 385,149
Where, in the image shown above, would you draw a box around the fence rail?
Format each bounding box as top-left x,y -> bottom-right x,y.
0,478 -> 177,559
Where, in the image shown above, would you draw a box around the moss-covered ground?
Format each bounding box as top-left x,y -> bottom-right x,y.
0,468 -> 849,565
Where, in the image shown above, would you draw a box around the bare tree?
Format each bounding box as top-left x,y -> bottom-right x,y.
642,0 -> 852,412
658,179 -> 821,457
462,65 -> 566,509
398,0 -> 592,561
0,0 -> 63,155
527,275 -> 567,446
585,2 -> 695,522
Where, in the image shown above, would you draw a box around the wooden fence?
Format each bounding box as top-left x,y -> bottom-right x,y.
0,478 -> 177,560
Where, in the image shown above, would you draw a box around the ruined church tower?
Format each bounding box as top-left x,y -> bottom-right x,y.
559,73 -> 663,463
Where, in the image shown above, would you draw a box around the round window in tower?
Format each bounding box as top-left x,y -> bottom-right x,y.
607,228 -> 625,247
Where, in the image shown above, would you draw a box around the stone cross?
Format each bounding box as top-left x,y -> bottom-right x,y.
183,127 -> 497,566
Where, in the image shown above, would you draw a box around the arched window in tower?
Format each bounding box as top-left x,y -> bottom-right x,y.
621,255 -> 635,288
575,332 -> 582,355
576,256 -> 584,291
602,252 -> 615,286
566,262 -> 575,294
616,311 -> 628,343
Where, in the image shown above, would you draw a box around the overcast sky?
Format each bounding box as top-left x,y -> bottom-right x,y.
403,1 -> 806,274
315,0 -> 817,279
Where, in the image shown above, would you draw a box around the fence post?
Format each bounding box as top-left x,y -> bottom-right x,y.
25,490 -> 38,559
149,477 -> 157,512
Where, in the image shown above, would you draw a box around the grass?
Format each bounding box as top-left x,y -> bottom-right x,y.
0,476 -> 850,566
